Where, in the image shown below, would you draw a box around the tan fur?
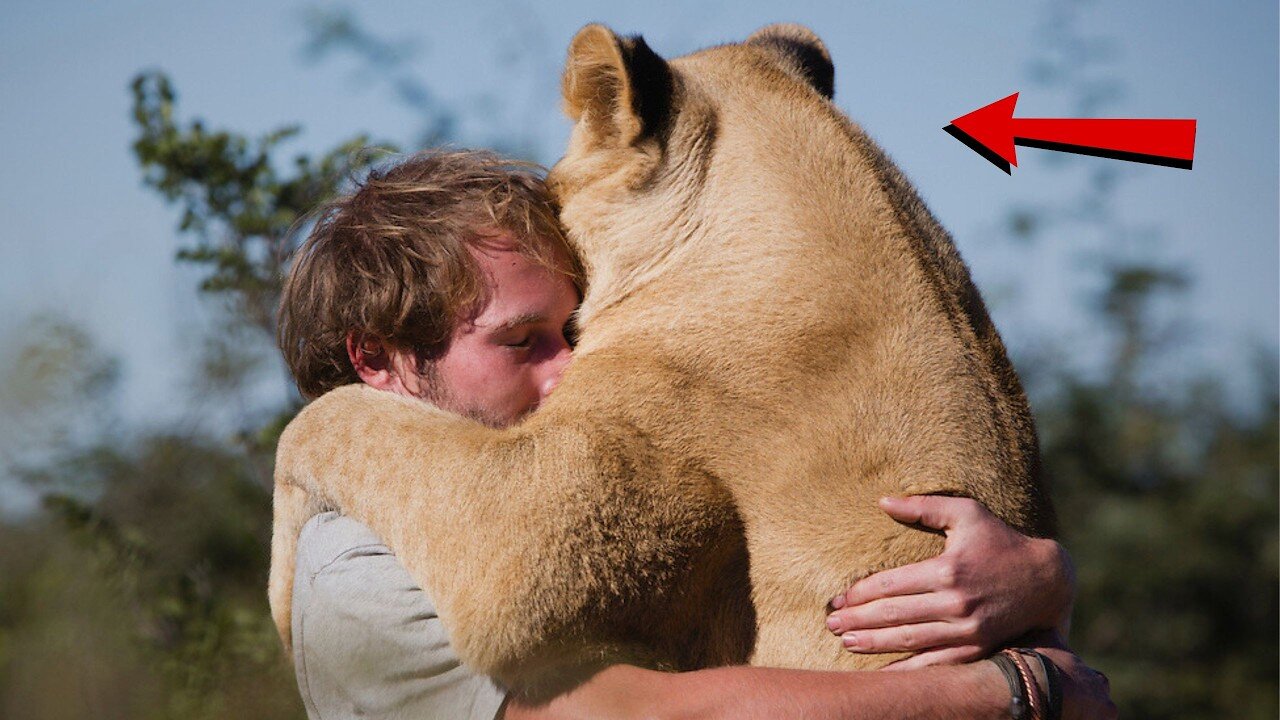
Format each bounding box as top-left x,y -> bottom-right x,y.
269,23 -> 1053,694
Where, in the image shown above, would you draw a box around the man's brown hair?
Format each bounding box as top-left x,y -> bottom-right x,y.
278,148 -> 581,399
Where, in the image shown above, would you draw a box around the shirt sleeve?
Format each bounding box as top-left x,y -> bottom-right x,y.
293,513 -> 507,720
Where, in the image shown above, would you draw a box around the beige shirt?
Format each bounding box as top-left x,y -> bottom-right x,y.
292,512 -> 507,720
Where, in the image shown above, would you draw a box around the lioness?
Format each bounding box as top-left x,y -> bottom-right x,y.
270,23 -> 1054,693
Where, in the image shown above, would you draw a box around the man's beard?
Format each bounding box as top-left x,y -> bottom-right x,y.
420,363 -> 523,429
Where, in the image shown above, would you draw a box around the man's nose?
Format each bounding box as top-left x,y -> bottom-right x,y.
539,344 -> 573,398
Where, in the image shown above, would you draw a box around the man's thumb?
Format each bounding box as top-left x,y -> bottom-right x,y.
878,494 -> 963,532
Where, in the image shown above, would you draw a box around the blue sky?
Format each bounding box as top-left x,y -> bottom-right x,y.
0,0 -> 1276,432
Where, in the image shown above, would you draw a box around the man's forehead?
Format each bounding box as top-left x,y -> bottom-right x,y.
468,229 -> 523,255
471,231 -> 573,268
463,275 -> 575,334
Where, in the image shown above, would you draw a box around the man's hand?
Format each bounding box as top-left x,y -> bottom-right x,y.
825,496 -> 1074,669
1036,645 -> 1117,720
1023,631 -> 1117,720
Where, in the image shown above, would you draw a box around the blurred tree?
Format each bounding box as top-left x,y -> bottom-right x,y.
1039,274 -> 1278,719
1006,2 -> 1279,718
0,318 -> 303,718
16,437 -> 300,720
0,59 -> 400,719
131,71 -> 392,339
0,314 -> 120,495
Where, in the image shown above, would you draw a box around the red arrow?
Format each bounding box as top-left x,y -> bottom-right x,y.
946,92 -> 1196,173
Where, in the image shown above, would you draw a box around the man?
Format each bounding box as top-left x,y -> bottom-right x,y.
277,149 -> 1114,719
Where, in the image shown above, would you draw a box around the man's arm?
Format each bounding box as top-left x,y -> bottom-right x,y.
506,644 -> 1115,720
505,661 -> 1010,720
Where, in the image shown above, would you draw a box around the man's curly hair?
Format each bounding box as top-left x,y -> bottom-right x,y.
278,148 -> 582,399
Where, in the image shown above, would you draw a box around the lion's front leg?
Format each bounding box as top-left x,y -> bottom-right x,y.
272,384 -> 590,681
269,385 -> 480,653
269,383 -> 729,690
272,386 -> 486,515
268,481 -> 328,653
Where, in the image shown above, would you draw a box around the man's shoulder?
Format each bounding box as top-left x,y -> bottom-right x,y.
296,511 -> 390,580
291,513 -> 508,720
292,512 -> 431,619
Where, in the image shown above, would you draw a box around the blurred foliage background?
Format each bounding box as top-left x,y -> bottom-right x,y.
0,4 -> 1274,719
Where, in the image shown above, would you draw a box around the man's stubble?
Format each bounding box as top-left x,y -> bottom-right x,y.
420,360 -> 521,430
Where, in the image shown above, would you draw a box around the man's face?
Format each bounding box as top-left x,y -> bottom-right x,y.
426,236 -> 578,427
358,233 -> 578,429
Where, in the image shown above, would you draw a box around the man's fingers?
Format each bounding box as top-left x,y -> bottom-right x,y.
827,593 -> 969,635
881,645 -> 986,671
878,495 -> 985,532
841,621 -> 958,654
832,496 -> 992,610
837,557 -> 950,607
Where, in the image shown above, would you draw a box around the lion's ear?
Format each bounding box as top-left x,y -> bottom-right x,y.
746,23 -> 834,100
562,24 -> 673,147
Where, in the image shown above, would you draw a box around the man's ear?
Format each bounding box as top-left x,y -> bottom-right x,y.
745,23 -> 834,100
346,331 -> 396,390
561,24 -> 674,147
